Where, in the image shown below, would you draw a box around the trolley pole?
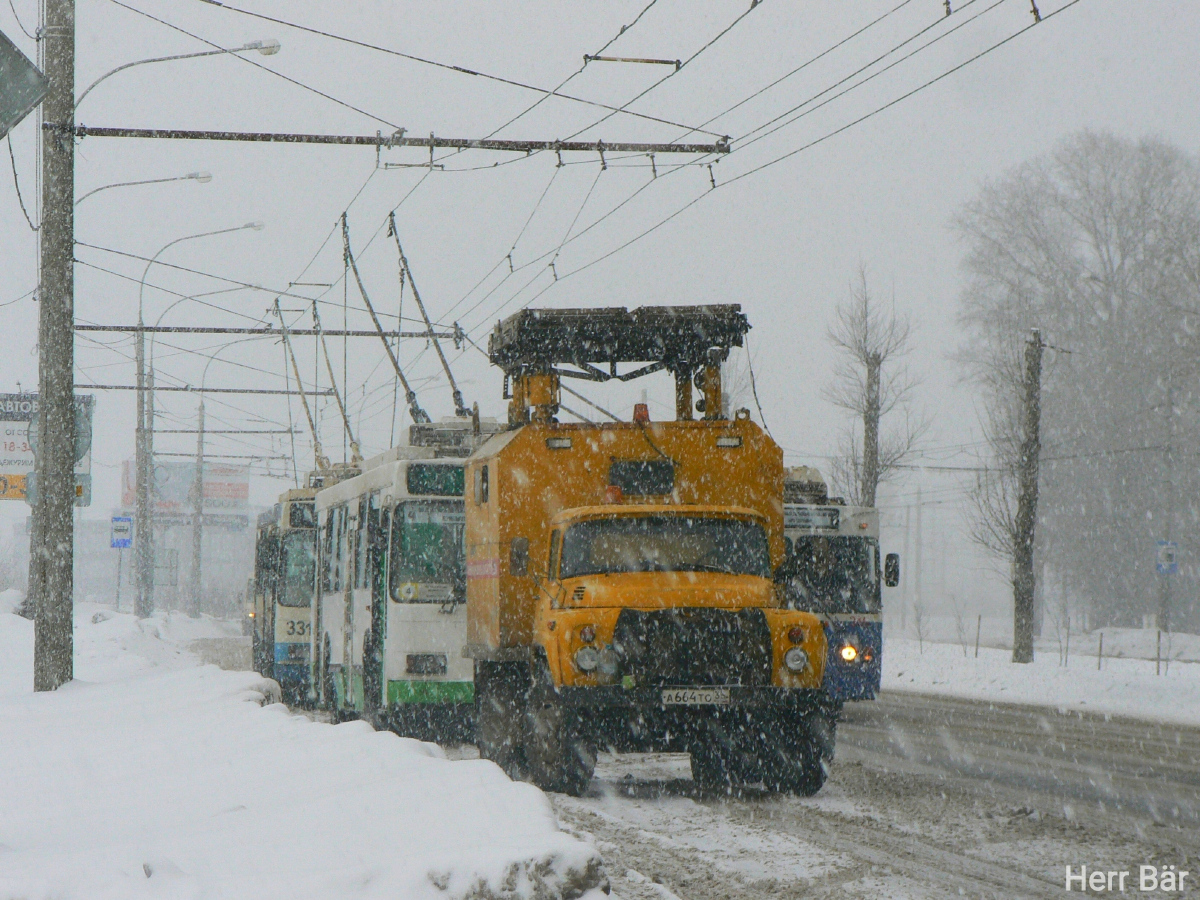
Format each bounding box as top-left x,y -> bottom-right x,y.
32,0 -> 77,691
1012,328 -> 1044,664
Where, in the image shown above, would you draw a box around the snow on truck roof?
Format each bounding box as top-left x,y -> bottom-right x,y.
488,304 -> 750,374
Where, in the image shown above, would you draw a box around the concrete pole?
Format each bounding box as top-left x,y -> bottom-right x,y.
134,326 -> 153,617
33,0 -> 77,691
189,400 -> 204,617
1012,329 -> 1044,664
862,353 -> 881,507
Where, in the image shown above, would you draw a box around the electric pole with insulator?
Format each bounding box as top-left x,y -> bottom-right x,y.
32,0 -> 77,691
1012,328 -> 1044,664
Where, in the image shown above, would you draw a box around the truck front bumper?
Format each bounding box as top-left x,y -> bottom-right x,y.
557,683 -> 837,714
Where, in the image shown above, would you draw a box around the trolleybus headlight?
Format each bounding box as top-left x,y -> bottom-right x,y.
783,647 -> 809,673
574,646 -> 600,672
840,644 -> 859,662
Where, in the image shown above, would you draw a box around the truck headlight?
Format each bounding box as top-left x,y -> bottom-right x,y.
784,647 -> 809,673
840,644 -> 859,662
574,646 -> 600,672
597,645 -> 619,676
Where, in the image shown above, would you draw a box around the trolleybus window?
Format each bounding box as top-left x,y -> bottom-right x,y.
389,501 -> 466,601
407,463 -> 465,497
289,502 -> 316,529
783,536 -> 880,614
279,531 -> 316,607
558,516 -> 771,579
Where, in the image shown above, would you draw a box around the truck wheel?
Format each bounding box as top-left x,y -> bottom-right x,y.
759,712 -> 834,796
690,716 -> 749,795
475,662 -> 529,780
524,679 -> 595,796
690,741 -> 738,795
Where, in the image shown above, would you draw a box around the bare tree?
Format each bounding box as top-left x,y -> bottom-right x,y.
826,268 -> 925,506
950,595 -> 970,658
912,598 -> 927,653
956,131 -> 1200,634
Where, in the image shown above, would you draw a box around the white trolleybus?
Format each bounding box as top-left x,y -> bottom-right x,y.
313,445 -> 474,738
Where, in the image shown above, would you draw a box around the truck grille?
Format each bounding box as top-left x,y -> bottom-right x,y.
612,608 -> 771,686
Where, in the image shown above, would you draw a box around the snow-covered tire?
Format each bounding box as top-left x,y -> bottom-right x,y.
758,712 -> 834,796
475,662 -> 529,780
690,741 -> 739,795
524,671 -> 595,796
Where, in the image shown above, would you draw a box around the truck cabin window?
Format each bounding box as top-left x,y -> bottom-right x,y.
278,531 -> 316,607
389,501 -> 466,601
558,515 -> 771,579
783,536 -> 880,614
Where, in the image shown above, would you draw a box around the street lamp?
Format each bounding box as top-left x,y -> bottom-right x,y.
189,336 -> 260,617
134,222 -> 265,618
75,40 -> 281,109
75,171 -> 212,207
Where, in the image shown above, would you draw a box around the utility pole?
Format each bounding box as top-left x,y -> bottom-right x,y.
900,504 -> 911,631
1012,328 -> 1044,664
135,357 -> 155,617
134,329 -> 151,616
914,485 -> 923,627
32,0 -> 77,691
861,352 -> 882,507
189,399 -> 204,618
1159,379 -> 1174,633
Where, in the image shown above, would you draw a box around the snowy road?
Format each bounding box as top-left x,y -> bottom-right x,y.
544,693 -> 1200,899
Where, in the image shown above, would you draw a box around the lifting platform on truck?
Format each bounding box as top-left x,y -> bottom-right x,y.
465,304 -> 838,797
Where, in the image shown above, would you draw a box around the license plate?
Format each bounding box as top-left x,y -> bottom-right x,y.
661,687 -> 731,706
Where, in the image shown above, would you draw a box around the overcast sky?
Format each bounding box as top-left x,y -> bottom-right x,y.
2,0 -> 1197,610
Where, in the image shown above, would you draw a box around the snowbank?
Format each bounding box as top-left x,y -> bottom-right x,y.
0,605 -> 606,899
883,633 -> 1200,728
0,587 -> 23,615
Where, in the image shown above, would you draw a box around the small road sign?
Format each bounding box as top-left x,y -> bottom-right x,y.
111,516 -> 133,549
0,28 -> 48,140
1156,541 -> 1178,576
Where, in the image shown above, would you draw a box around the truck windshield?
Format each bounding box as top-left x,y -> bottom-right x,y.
279,531 -> 316,607
783,536 -> 880,614
390,501 -> 466,601
559,515 -> 771,579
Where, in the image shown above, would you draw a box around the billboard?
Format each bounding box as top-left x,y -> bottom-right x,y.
121,458 -> 250,528
0,393 -> 93,505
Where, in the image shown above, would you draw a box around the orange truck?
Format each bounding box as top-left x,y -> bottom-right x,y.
464,306 -> 837,795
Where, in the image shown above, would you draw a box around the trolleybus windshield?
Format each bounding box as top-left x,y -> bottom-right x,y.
783,536 -> 880,614
389,501 -> 466,601
558,515 -> 771,579
279,531 -> 316,607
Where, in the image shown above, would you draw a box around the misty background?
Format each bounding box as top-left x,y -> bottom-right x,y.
1,0 -> 1196,636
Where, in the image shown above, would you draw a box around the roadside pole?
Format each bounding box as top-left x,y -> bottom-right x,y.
33,0 -> 76,691
1013,329 -> 1044,664
189,399 -> 204,617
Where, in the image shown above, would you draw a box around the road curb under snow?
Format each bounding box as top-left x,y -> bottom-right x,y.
0,605 -> 608,900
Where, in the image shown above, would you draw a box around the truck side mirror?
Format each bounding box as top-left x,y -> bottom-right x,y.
884,553 -> 900,587
509,537 -> 530,577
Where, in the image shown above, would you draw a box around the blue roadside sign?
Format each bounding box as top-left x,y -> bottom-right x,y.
111,516 -> 133,549
1156,541 -> 1178,576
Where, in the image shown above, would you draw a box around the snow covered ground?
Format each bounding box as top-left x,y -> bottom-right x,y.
0,599 -> 605,900
883,628 -> 1200,728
